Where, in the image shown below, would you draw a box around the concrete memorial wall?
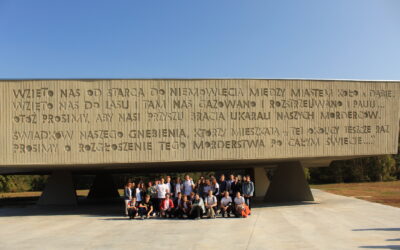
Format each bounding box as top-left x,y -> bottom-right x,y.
0,79 -> 399,167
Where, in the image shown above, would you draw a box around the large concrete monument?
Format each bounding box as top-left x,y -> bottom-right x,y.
0,79 -> 399,204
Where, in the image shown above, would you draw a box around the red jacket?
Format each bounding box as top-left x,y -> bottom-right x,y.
160,199 -> 174,210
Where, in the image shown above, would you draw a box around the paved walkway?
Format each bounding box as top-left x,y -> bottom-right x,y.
0,189 -> 399,250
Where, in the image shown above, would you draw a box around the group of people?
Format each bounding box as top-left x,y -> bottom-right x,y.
124,174 -> 254,220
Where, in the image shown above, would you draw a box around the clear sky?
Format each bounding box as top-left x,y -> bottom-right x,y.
0,0 -> 399,80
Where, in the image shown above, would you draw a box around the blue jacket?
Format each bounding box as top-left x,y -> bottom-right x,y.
242,181 -> 254,196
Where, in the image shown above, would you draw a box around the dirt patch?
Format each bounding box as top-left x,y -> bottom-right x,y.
312,181 -> 400,208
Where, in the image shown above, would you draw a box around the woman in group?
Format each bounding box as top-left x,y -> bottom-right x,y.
234,191 -> 250,218
135,182 -> 144,203
127,197 -> 138,219
190,193 -> 205,219
160,193 -> 174,218
124,182 -> 133,216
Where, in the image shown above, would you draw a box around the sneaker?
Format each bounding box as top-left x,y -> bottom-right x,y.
141,216 -> 145,220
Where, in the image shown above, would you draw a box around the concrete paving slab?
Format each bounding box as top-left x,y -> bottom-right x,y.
0,189 -> 399,250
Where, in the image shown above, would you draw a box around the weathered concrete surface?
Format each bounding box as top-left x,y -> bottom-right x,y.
0,189 -> 399,250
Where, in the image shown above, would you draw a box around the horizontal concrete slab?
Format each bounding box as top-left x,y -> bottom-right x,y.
0,189 -> 399,249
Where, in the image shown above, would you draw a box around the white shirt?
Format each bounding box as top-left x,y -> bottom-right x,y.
221,196 -> 232,207
164,199 -> 170,209
174,183 -> 182,197
212,183 -> 220,195
166,182 -> 172,194
205,195 -> 217,206
135,188 -> 142,202
183,180 -> 194,195
234,196 -> 245,205
157,183 -> 168,198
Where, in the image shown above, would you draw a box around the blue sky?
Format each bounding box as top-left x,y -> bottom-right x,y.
0,0 -> 399,79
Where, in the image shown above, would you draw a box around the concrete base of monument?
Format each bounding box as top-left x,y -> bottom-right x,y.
87,173 -> 120,200
1,190 -> 399,249
37,171 -> 77,206
264,162 -> 314,202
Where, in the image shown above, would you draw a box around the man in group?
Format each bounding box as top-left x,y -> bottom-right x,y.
220,191 -> 233,217
173,192 -> 183,218
138,194 -> 154,219
204,190 -> 218,219
160,194 -> 174,218
218,174 -> 227,200
242,175 -> 254,210
166,176 -> 174,198
156,178 -> 169,215
227,174 -> 235,198
180,195 -> 192,218
182,175 -> 195,196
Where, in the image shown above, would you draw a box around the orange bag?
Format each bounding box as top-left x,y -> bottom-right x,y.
241,205 -> 251,218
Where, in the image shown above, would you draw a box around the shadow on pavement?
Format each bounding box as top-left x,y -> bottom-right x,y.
359,245 -> 400,249
353,228 -> 400,232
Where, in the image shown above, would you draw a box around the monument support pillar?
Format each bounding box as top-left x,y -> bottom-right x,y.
87,173 -> 120,200
264,161 -> 314,202
253,167 -> 270,201
38,171 -> 77,205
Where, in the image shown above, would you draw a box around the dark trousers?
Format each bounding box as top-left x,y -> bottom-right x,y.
128,208 -> 138,219
244,196 -> 252,209
220,204 -> 233,216
138,207 -> 150,217
190,206 -> 203,219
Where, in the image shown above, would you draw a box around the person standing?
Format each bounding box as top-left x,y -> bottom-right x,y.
218,174 -> 227,199
232,176 -> 242,197
124,182 -> 133,216
204,190 -> 218,219
242,175 -> 254,210
156,178 -> 169,215
202,179 -> 212,199
166,176 -> 174,198
227,174 -> 235,198
211,178 -> 220,197
182,175 -> 195,196
174,177 -> 182,198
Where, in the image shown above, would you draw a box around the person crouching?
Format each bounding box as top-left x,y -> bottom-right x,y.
127,197 -> 138,219
220,191 -> 233,217
234,192 -> 250,218
138,194 -> 154,219
160,194 -> 174,218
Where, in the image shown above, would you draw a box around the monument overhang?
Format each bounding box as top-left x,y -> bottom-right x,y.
0,78 -> 399,173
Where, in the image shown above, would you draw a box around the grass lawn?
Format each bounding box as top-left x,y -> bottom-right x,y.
311,181 -> 400,208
